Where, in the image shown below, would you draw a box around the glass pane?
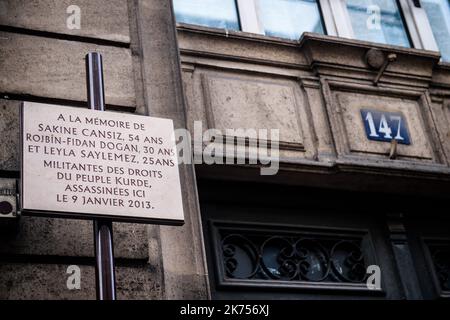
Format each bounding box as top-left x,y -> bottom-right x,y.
259,0 -> 325,40
173,0 -> 240,30
346,0 -> 410,47
422,0 -> 450,62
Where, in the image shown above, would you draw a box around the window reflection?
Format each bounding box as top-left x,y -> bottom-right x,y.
173,0 -> 240,30
346,0 -> 410,47
422,0 -> 450,62
259,0 -> 325,40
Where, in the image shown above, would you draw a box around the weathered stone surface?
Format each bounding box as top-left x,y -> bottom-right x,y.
201,71 -> 304,145
137,0 -> 210,299
0,263 -> 95,299
0,99 -> 19,171
0,32 -> 135,107
335,91 -> 435,161
301,84 -> 335,162
0,216 -> 149,259
300,33 -> 440,79
162,272 -> 208,300
0,262 -> 159,299
432,65 -> 450,87
116,264 -> 161,300
113,223 -> 149,260
0,217 -> 93,257
0,0 -> 130,43
430,100 -> 450,166
177,24 -> 308,67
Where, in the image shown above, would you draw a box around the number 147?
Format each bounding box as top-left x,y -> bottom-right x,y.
360,109 -> 410,145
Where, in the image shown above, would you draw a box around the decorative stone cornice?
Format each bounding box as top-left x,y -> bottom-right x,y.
299,33 -> 441,88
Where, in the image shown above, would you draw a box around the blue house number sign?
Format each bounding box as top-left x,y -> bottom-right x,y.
360,109 -> 411,145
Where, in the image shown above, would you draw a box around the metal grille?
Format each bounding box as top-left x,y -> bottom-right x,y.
212,223 -> 375,289
427,243 -> 450,292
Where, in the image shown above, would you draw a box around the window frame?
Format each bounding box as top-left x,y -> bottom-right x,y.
423,238 -> 450,298
236,0 -> 331,37
398,0 -> 439,50
236,0 -> 441,52
326,0 -> 414,48
209,219 -> 384,294
175,0 -> 447,60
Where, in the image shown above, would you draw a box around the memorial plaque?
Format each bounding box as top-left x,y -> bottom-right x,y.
21,102 -> 184,225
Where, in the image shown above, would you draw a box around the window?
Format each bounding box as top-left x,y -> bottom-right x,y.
173,0 -> 450,62
173,0 -> 325,37
172,0 -> 240,30
345,0 -> 411,47
422,0 -> 450,61
258,0 -> 325,40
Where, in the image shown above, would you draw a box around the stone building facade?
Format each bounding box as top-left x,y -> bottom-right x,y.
0,0 -> 449,299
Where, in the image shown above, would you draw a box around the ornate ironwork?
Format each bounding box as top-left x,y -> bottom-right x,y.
218,228 -> 369,284
428,244 -> 450,292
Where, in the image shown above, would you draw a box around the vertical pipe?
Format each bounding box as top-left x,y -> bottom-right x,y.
86,52 -> 116,300
93,219 -> 116,300
86,52 -> 105,111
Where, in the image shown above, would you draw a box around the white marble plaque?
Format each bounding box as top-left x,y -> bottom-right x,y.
21,102 -> 184,224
